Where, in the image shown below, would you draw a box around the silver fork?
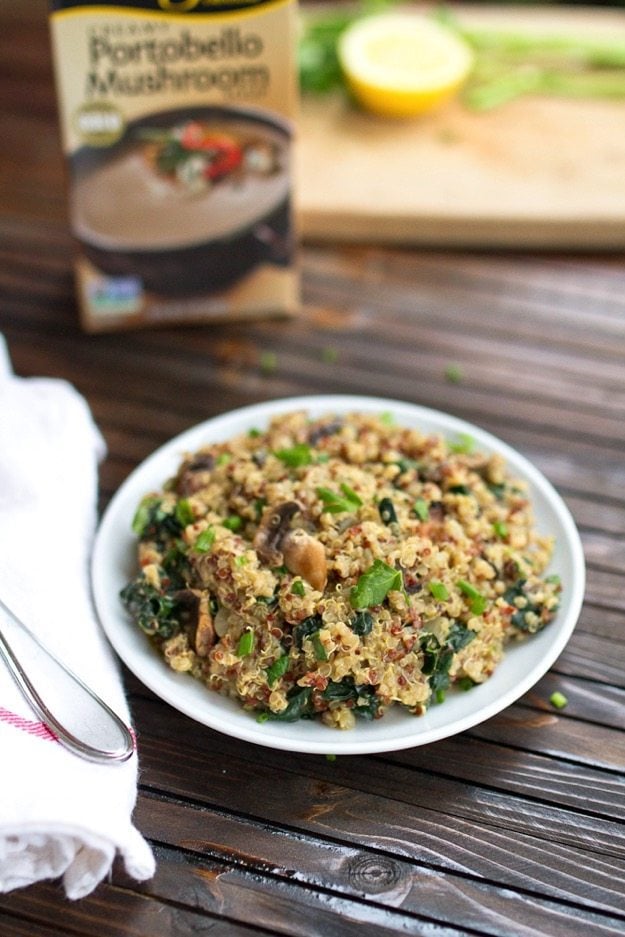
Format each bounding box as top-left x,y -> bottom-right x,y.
0,597 -> 134,763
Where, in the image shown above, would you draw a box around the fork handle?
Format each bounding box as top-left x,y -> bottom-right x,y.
0,598 -> 134,764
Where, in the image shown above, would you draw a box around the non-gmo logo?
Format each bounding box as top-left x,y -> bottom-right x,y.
74,102 -> 125,147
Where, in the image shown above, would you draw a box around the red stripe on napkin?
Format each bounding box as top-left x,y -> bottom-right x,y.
0,705 -> 59,743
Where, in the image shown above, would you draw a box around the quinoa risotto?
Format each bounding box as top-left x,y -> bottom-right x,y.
121,410 -> 561,729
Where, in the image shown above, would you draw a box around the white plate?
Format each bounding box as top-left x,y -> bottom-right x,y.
92,395 -> 585,755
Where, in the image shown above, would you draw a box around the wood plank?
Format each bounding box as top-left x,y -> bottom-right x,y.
557,629 -> 625,685
385,734 -> 625,821
469,702 -> 625,768
0,880 -> 267,937
7,314 -> 625,468
0,914 -> 78,937
127,699 -> 625,915
116,841 -> 461,937
129,797 -> 625,937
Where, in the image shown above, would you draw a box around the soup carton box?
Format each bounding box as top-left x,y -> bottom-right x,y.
49,0 -> 300,331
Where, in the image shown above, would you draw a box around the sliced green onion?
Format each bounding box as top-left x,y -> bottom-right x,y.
414,498 -> 429,521
291,579 -> 306,596
449,433 -> 475,454
312,631 -> 329,661
317,483 -> 362,513
223,515 -> 243,532
131,495 -> 159,536
493,520 -> 509,539
456,676 -> 476,691
445,364 -> 463,384
550,691 -> 568,709
175,498 -> 194,527
457,579 -> 487,615
236,629 -> 254,657
266,654 -> 290,686
193,526 -> 216,553
260,350 -> 277,374
429,580 -> 449,601
274,443 -> 313,468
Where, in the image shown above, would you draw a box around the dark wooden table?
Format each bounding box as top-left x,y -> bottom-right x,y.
2,3 -> 625,935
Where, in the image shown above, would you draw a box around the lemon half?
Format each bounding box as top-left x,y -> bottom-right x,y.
338,12 -> 474,118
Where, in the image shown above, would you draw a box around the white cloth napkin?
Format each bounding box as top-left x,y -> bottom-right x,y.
0,336 -> 155,899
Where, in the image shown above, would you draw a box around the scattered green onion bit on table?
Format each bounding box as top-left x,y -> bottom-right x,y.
260,350 -> 277,374
445,363 -> 463,384
550,691 -> 568,710
321,346 -> 339,364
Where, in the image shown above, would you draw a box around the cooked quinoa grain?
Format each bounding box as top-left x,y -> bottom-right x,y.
120,411 -> 561,728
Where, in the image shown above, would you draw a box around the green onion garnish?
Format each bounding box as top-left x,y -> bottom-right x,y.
236,629 -> 254,657
414,498 -> 429,521
193,526 -> 216,553
429,580 -> 449,601
457,579 -> 487,615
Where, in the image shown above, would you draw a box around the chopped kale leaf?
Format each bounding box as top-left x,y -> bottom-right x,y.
503,578 -> 555,633
293,614 -> 323,649
420,623 -> 475,703
120,576 -> 181,639
132,495 -> 190,546
350,610 -> 373,637
266,687 -> 314,722
322,678 -> 380,720
378,497 -> 398,525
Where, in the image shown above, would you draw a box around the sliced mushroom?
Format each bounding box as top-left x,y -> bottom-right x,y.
175,453 -> 215,495
253,500 -> 302,566
308,418 -> 343,445
281,529 -> 327,592
176,588 -> 215,656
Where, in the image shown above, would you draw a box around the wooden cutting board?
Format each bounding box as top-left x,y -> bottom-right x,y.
296,4 -> 625,249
